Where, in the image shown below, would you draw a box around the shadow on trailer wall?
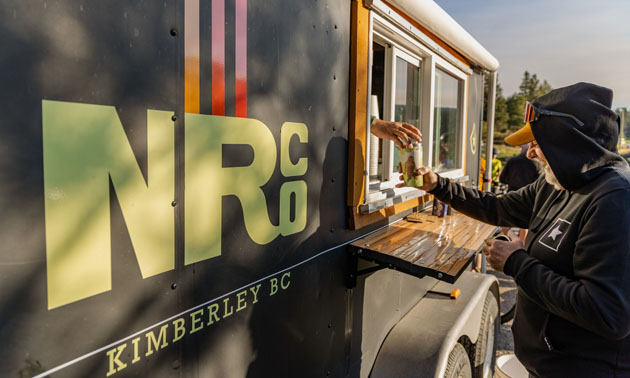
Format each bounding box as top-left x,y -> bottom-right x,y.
0,1 -> 370,377
0,1 -> 178,377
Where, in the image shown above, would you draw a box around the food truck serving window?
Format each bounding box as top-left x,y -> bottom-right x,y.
348,1 -> 471,229
367,39 -> 423,195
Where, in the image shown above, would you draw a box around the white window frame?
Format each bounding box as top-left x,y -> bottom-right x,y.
366,34 -> 425,203
381,45 -> 422,182
432,57 -> 468,180
362,11 -> 469,210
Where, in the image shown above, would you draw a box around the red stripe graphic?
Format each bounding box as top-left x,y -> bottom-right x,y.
212,0 -> 225,116
235,0 -> 247,117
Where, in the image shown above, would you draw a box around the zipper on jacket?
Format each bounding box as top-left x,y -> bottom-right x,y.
542,313 -> 555,351
543,336 -> 554,351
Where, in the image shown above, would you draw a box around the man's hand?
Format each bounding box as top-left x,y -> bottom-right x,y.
397,166 -> 439,192
370,118 -> 421,149
482,230 -> 524,273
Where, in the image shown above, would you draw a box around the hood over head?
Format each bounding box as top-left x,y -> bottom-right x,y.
528,82 -> 626,191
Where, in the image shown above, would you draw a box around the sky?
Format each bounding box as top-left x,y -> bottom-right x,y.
435,0 -> 630,109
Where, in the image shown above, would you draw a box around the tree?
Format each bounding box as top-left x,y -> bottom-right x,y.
616,107 -> 629,142
502,71 -> 554,133
494,84 -> 509,132
484,77 -> 509,132
519,71 -> 537,100
519,71 -> 552,101
506,94 -> 526,131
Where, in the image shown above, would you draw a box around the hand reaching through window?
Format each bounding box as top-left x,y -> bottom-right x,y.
370,118 -> 421,149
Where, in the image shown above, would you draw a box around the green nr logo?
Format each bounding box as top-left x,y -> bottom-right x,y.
42,100 -> 308,309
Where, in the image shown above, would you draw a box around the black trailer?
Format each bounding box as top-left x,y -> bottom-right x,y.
0,0 -> 502,377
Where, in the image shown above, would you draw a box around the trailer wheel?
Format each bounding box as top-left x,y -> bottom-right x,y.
471,291 -> 499,378
444,343 -> 472,378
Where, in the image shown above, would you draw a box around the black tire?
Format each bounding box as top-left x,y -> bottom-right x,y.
500,304 -> 515,324
444,343 -> 472,378
471,291 -> 499,378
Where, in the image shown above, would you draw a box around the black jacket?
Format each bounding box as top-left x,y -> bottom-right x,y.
431,83 -> 630,377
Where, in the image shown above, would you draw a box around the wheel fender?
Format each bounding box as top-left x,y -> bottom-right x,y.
370,271 -> 500,378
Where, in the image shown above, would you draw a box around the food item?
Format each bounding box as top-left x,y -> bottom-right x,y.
398,142 -> 423,187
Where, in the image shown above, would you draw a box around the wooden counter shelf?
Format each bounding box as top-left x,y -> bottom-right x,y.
347,211 -> 497,287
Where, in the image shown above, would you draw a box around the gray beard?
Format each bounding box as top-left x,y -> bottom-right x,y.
532,157 -> 566,190
544,164 -> 565,191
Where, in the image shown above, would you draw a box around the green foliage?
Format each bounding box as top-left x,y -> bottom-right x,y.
485,70 -> 554,139
484,77 -> 509,133
616,107 -> 630,141
479,121 -> 520,161
519,71 -> 552,101
506,94 -> 526,131
483,71 -> 554,159
495,87 -> 509,132
494,144 -> 521,164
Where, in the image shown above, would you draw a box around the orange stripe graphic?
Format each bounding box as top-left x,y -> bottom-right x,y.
185,0 -> 200,114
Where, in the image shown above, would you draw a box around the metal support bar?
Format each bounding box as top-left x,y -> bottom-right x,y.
357,265 -> 388,276
347,248 -> 400,289
485,71 -> 497,192
347,249 -> 360,289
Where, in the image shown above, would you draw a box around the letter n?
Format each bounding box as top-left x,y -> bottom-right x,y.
42,100 -> 175,309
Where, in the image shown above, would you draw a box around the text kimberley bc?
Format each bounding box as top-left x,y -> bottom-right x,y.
105,272 -> 291,376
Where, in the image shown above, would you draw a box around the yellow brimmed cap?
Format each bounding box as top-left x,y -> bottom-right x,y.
504,122 -> 534,146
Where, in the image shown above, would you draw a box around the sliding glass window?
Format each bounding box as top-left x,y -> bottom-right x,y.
433,68 -> 462,173
392,55 -> 421,173
368,43 -> 422,188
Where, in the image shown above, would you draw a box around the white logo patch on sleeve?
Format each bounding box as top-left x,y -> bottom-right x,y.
539,218 -> 571,252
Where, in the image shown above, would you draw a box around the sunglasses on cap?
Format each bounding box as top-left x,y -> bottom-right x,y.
524,101 -> 584,127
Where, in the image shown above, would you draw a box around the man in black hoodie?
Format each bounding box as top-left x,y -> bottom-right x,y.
411,83 -> 630,377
